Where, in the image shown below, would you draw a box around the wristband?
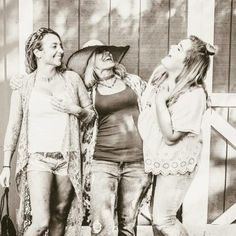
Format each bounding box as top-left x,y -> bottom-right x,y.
3,166 -> 11,168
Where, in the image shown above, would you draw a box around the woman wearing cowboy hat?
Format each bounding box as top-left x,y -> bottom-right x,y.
66,40 -> 151,236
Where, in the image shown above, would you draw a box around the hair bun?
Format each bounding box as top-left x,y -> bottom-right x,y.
206,43 -> 216,56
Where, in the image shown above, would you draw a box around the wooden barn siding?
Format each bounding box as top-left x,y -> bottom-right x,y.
208,0 -> 236,223
32,0 -> 187,80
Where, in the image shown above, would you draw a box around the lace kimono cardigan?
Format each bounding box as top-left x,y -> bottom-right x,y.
3,70 -> 94,235
81,73 -> 147,214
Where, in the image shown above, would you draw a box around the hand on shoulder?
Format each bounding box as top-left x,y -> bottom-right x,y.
9,74 -> 25,90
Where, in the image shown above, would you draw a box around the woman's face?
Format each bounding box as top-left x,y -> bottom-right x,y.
161,39 -> 192,72
94,49 -> 115,71
37,33 -> 64,67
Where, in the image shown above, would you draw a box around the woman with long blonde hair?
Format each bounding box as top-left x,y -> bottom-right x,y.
139,35 -> 215,236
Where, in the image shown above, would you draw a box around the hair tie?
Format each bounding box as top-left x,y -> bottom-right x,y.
206,43 -> 216,56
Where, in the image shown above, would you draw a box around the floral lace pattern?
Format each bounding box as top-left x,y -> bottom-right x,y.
144,135 -> 203,175
4,71 -> 93,235
141,88 -> 206,176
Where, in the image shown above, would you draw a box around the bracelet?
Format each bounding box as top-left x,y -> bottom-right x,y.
3,166 -> 11,168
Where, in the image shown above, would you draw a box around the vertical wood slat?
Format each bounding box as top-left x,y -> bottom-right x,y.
208,108 -> 228,223
19,0 -> 33,74
80,0 -> 109,47
49,0 -> 79,63
139,0 -> 169,81
229,0 -> 236,92
213,0 -> 232,93
224,0 -> 236,213
225,108 -> 236,211
5,0 -> 19,79
0,0 -> 6,136
183,0 -> 215,229
169,0 -> 187,46
33,0 -> 49,30
110,0 -> 140,75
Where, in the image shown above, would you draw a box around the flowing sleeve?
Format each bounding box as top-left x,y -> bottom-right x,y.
76,73 -> 92,109
4,89 -> 23,152
71,72 -> 95,124
170,88 -> 206,135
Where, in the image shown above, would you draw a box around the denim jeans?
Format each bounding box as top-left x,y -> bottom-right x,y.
151,170 -> 196,236
90,159 -> 151,236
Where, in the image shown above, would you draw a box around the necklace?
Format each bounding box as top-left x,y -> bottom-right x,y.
39,76 -> 55,83
35,71 -> 58,83
98,77 -> 117,88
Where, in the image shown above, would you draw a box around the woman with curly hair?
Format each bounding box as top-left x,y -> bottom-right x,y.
0,27 -> 94,235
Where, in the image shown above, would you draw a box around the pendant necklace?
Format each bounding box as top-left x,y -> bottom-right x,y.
98,76 -> 117,88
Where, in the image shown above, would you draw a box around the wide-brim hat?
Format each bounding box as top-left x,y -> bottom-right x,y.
66,39 -> 130,77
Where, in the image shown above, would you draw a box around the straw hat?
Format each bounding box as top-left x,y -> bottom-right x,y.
66,39 -> 130,77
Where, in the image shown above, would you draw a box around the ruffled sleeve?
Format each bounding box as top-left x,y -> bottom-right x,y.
170,88 -> 206,135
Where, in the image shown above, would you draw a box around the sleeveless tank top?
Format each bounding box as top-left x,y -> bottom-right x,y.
94,86 -> 143,162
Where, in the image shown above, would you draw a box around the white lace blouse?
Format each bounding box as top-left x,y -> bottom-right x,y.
144,87 -> 206,175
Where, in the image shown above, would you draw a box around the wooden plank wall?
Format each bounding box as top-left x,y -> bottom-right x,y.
208,0 -> 236,223
31,0 -> 187,80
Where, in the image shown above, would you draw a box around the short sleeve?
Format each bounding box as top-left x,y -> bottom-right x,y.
170,88 -> 206,134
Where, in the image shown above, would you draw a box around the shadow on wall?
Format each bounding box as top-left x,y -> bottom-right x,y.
208,108 -> 236,223
32,0 -> 187,78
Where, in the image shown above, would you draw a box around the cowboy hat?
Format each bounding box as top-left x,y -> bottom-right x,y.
66,39 -> 130,77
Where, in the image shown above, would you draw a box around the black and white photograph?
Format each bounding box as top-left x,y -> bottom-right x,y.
0,0 -> 235,235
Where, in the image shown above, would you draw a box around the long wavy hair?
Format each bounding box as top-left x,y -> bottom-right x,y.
84,50 -> 127,89
149,35 -> 216,106
25,27 -> 66,74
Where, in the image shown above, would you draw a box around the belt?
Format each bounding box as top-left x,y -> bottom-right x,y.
36,152 -> 63,160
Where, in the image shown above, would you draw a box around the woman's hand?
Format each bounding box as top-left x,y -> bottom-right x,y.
51,96 -> 81,115
10,75 -> 24,90
0,168 -> 11,187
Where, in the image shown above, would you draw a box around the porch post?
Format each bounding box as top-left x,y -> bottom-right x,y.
19,0 -> 33,74
183,0 -> 215,232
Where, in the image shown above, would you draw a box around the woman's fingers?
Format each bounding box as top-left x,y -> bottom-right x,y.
5,177 -> 10,187
10,74 -> 24,90
0,174 -> 10,188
